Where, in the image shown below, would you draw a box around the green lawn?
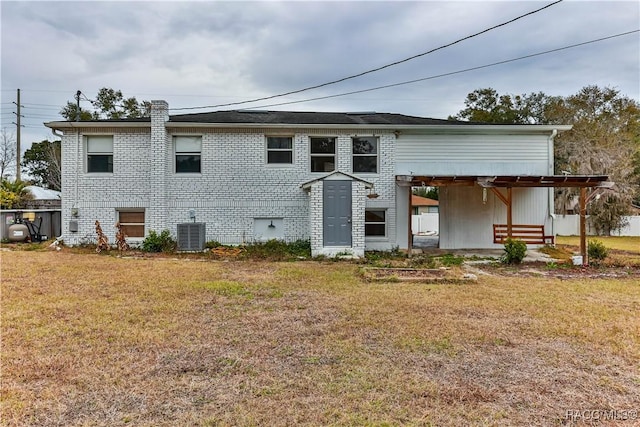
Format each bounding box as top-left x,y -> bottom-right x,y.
556,235 -> 640,253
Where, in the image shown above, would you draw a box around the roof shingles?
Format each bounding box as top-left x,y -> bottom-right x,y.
167,110 -> 463,126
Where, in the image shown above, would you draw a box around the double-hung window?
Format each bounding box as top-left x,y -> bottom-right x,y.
86,135 -> 113,173
352,137 -> 378,173
365,209 -> 386,237
310,137 -> 336,172
174,136 -> 202,173
117,210 -> 145,238
266,136 -> 293,164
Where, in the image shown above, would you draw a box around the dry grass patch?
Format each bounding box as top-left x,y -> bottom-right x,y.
2,251 -> 639,426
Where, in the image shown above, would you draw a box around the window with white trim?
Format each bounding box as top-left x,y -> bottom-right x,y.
117,209 -> 145,238
310,137 -> 336,172
174,136 -> 202,173
266,136 -> 293,164
352,137 -> 378,173
86,135 -> 113,173
365,209 -> 386,237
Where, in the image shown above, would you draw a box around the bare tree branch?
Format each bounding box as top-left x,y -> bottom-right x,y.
0,128 -> 17,179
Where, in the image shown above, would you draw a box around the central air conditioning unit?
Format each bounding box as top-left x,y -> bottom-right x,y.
177,222 -> 206,251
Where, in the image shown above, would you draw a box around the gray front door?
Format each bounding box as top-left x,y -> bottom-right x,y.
323,180 -> 352,246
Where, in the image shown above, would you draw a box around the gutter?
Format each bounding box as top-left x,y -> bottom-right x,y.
45,121 -> 150,130
165,121 -> 571,135
45,119 -> 573,135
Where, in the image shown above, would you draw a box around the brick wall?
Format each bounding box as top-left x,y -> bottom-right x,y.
59,110 -> 398,252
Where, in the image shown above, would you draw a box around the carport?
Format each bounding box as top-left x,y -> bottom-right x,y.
396,175 -> 613,265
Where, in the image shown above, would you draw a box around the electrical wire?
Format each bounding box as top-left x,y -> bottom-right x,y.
170,0 -> 564,111
233,30 -> 639,111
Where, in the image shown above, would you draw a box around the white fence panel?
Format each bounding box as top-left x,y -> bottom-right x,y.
611,216 -> 640,236
554,215 -> 640,236
412,213 -> 439,235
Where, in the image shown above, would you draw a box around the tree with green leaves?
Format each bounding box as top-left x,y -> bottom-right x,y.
60,88 -> 151,121
0,179 -> 33,209
552,86 -> 640,234
413,186 -> 439,200
448,87 -> 558,124
22,140 -> 61,191
452,85 -> 640,235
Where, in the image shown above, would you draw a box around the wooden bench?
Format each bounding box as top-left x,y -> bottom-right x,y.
493,224 -> 555,245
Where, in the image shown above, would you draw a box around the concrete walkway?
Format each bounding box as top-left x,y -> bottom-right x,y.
411,234 -> 557,263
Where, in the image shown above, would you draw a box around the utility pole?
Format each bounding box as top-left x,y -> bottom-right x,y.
12,88 -> 22,181
75,90 -> 81,121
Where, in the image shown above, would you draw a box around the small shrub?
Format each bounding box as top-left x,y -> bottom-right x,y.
365,249 -> 407,262
241,239 -> 311,260
408,255 -> 436,269
286,239 -> 312,257
588,239 -> 608,263
141,230 -> 177,253
501,238 -> 527,264
439,253 -> 464,267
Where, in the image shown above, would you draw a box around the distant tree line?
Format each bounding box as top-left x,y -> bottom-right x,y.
449,86 -> 640,234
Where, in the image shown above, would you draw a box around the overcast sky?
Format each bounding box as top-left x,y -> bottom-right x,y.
1,0 -> 638,155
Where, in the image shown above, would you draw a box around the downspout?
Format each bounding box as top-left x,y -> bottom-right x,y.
61,123 -> 80,223
548,129 -> 558,240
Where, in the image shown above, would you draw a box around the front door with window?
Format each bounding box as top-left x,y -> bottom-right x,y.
323,180 -> 352,246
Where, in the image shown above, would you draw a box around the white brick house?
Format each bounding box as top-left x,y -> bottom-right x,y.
46,100 -> 587,256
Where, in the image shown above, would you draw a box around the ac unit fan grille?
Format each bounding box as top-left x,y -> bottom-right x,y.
177,223 -> 206,251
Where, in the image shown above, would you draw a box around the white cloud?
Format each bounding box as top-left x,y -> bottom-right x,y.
1,0 -> 637,151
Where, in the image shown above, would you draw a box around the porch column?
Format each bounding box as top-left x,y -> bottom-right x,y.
579,187 -> 587,266
408,189 -> 413,255
506,187 -> 513,238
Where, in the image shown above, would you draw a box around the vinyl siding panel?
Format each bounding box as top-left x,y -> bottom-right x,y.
439,186 -> 552,249
396,133 -> 551,176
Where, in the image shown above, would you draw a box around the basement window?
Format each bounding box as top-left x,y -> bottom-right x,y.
86,135 -> 113,173
117,210 -> 145,238
174,136 -> 202,173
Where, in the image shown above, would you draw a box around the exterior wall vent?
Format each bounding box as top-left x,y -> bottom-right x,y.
177,223 -> 206,251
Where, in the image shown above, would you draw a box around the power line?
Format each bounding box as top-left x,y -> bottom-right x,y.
170,0 -> 564,111
239,30 -> 639,111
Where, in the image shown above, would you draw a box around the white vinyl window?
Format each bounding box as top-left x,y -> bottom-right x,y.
365,209 -> 386,237
310,137 -> 336,172
174,136 -> 202,173
86,135 -> 113,173
266,136 -> 293,164
352,137 -> 378,173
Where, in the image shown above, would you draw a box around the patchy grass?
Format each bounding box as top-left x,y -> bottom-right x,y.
556,235 -> 640,267
556,235 -> 640,253
2,251 -> 639,426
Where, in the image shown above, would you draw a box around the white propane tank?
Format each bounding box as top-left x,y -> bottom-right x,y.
8,223 -> 29,242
